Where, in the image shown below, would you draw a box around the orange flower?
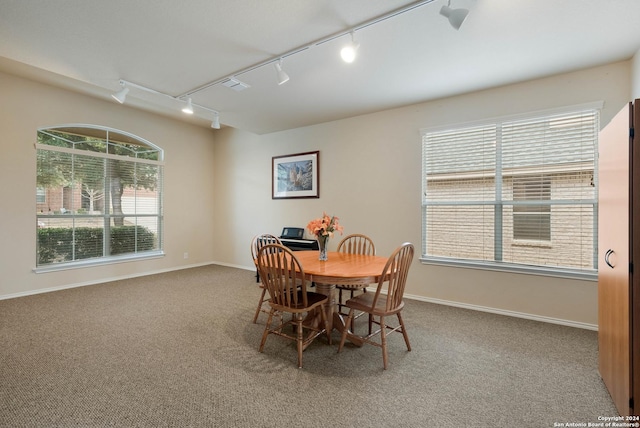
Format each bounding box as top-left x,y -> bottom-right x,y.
306,212 -> 343,238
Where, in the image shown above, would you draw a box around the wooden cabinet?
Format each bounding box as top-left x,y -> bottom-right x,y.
598,99 -> 639,415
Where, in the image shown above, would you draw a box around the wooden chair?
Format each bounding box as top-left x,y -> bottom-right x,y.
250,234 -> 281,323
336,234 -> 376,317
256,243 -> 331,368
337,242 -> 414,370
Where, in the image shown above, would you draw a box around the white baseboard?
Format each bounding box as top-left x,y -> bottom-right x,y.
0,262 -> 214,301
402,293 -> 597,331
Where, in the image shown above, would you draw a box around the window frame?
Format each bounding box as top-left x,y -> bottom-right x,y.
420,102 -> 602,281
34,124 -> 165,272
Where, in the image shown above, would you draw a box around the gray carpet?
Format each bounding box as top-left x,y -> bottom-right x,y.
0,265 -> 617,427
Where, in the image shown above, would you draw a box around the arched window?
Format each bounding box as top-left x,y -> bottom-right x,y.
36,125 -> 164,270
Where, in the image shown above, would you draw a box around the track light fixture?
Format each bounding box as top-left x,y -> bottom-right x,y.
111,81 -> 129,104
112,79 -> 221,127
114,1 -> 467,130
211,112 -> 220,129
182,98 -> 194,114
340,31 -> 360,63
178,1 -> 443,98
274,58 -> 290,85
439,0 -> 469,30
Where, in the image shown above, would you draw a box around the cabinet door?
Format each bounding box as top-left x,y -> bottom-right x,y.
631,99 -> 639,414
598,102 -> 631,415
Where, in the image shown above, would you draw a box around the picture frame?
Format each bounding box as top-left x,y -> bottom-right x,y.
272,151 -> 319,199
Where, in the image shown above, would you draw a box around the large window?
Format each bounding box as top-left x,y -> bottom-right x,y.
36,125 -> 164,270
421,105 -> 599,278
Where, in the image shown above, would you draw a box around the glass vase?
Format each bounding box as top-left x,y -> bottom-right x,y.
317,236 -> 329,261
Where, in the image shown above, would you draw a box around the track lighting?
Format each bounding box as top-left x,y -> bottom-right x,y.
274,58 -> 290,85
440,0 -> 469,30
211,112 -> 220,129
114,1 -> 468,128
114,79 -> 220,126
340,31 -> 360,63
111,82 -> 129,104
182,98 -> 194,114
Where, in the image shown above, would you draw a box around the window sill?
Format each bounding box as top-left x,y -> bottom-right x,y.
33,251 -> 165,273
511,239 -> 552,248
419,256 -> 597,281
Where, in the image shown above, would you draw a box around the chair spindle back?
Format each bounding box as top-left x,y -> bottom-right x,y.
251,234 -> 281,261
372,242 -> 414,312
257,243 -> 307,309
337,234 -> 376,256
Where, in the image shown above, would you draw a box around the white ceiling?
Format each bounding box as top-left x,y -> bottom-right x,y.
1,0 -> 640,134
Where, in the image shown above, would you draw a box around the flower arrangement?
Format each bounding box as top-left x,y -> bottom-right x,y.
306,212 -> 344,239
307,212 -> 343,261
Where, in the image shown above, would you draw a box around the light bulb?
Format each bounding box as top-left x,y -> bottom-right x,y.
182,98 -> 194,114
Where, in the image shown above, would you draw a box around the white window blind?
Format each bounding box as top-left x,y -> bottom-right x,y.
36,126 -> 164,269
421,107 -> 599,276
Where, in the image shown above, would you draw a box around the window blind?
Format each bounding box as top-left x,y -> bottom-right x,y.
421,107 -> 599,274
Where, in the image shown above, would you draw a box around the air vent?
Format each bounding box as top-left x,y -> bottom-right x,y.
221,78 -> 250,92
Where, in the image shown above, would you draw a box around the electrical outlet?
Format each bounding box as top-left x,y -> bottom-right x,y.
183,252 -> 189,259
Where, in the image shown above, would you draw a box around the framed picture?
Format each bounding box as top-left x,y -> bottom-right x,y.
272,151 -> 319,199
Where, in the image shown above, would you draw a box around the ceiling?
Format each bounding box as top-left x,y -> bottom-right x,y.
1,0 -> 640,135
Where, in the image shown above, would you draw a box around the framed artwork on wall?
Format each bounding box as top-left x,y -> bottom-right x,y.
272,151 -> 319,199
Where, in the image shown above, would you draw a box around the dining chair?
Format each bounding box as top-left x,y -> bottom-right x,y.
256,243 -> 331,368
336,234 -> 376,317
337,242 -> 414,370
250,233 -> 282,323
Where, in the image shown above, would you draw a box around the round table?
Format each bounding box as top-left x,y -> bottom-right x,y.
294,250 -> 389,344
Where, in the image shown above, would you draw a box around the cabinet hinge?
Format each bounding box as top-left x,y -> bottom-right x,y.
631,127 -> 635,139
630,397 -> 634,410
631,262 -> 634,274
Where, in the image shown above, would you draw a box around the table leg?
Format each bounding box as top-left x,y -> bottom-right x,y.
314,282 -> 363,347
313,282 -> 335,333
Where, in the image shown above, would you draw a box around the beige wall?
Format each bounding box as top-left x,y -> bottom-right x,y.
213,61 -> 633,329
1,60 -> 635,329
0,71 -> 217,297
633,48 -> 640,100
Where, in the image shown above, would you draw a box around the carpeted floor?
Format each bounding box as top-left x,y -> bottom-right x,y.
0,264 -> 617,427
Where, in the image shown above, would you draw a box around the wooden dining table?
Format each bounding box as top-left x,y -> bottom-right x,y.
294,250 -> 389,345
